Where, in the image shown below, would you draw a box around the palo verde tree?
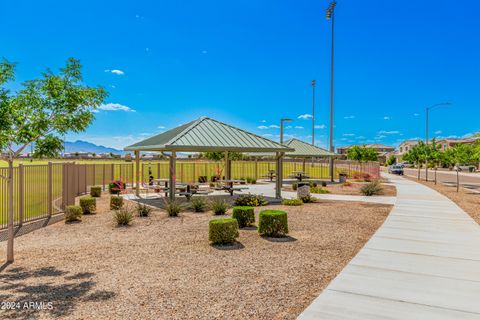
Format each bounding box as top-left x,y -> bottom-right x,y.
347,145 -> 378,162
402,141 -> 426,180
0,58 -> 107,262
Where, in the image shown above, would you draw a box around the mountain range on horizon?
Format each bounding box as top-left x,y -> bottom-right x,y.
64,140 -> 125,155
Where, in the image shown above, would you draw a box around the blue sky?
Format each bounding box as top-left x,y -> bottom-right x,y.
1,0 -> 479,150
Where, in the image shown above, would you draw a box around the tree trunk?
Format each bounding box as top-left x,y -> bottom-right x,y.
456,169 -> 459,192
417,163 -> 420,180
7,159 -> 14,262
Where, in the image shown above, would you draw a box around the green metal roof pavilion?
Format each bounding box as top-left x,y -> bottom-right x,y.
125,116 -> 294,153
252,138 -> 336,158
125,116 -> 293,200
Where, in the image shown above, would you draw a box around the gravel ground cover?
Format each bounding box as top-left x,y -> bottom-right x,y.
0,193 -> 391,320
403,176 -> 480,224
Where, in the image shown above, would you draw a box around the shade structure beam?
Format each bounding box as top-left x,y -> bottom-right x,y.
135,150 -> 140,196
275,152 -> 284,199
169,151 -> 176,201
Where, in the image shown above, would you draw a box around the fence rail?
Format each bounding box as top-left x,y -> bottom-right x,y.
0,159 -> 379,230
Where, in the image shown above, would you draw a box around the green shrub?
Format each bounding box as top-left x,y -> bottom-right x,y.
310,186 -> 330,194
310,181 -> 318,188
209,218 -> 239,244
110,196 -> 124,210
292,183 -> 298,191
65,205 -> 82,222
281,198 -> 303,206
300,195 -> 318,203
137,203 -> 152,217
246,177 -> 257,184
321,181 -> 327,187
232,206 -> 255,228
90,186 -> 102,197
114,206 -> 134,226
210,198 -> 230,215
258,210 -> 289,237
191,197 -> 207,212
80,196 -> 96,214
234,194 -> 268,207
165,199 -> 182,216
360,180 -> 382,196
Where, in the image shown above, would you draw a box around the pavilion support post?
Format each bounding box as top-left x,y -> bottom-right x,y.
169,152 -> 176,201
225,151 -> 230,180
135,150 -> 140,197
275,152 -> 283,199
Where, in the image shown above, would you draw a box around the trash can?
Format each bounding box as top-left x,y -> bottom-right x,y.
339,173 -> 347,183
297,182 -> 310,200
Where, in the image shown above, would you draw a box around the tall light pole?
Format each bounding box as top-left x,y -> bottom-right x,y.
280,118 -> 293,144
311,80 -> 316,146
326,1 -> 336,182
425,102 -> 451,181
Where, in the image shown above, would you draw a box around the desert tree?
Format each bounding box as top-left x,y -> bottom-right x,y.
0,58 -> 107,262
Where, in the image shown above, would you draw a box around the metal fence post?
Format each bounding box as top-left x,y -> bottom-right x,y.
48,162 -> 53,216
18,164 -> 24,226
102,163 -> 106,191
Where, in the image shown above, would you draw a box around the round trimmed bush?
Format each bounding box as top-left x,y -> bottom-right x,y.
90,186 -> 102,197
65,205 -> 82,222
79,196 -> 96,214
232,206 -> 255,228
258,210 -> 288,237
110,196 -> 124,210
209,218 -> 239,244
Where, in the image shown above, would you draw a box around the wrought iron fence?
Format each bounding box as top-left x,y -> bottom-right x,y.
0,162 -> 134,230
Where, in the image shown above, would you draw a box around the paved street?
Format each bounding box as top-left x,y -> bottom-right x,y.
402,168 -> 480,191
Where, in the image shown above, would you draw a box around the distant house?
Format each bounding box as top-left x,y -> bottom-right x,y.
396,139 -> 420,161
435,137 -> 480,151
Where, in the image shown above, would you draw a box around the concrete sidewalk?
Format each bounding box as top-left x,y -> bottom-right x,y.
298,173 -> 480,320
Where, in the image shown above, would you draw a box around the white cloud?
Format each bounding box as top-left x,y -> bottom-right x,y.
342,133 -> 355,136
294,126 -> 304,129
257,125 -> 269,129
375,135 -> 386,139
104,69 -> 125,75
97,103 -> 135,112
314,124 -> 326,129
383,116 -> 391,120
434,130 -> 442,135
344,115 -> 355,119
262,134 -> 274,137
260,120 -> 266,123
378,130 -> 401,135
355,136 -> 366,139
298,114 -> 312,119
158,125 -> 166,129
413,113 -> 420,117
202,50 -> 208,54
269,124 -> 280,129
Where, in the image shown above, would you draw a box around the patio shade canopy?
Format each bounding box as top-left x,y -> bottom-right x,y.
125,116 -> 293,200
250,138 -> 336,158
124,116 -> 294,153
